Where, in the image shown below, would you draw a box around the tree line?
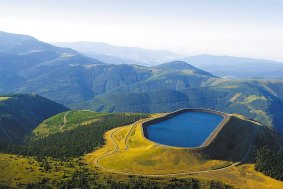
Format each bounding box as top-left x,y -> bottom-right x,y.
0,113 -> 148,159
254,133 -> 283,181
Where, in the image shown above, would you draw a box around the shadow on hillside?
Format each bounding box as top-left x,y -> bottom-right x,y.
200,116 -> 257,163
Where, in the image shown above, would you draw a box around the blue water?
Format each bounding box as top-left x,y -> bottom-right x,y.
145,112 -> 224,147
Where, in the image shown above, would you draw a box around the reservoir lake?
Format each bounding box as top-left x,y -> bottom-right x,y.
145,111 -> 224,148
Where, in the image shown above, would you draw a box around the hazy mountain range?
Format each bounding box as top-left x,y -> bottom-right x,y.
2,31 -> 283,188
54,41 -> 181,66
55,41 -> 283,79
1,31 -> 283,135
0,94 -> 68,143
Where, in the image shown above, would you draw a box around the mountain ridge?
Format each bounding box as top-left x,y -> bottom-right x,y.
0,94 -> 68,143
0,32 -> 104,93
54,41 -> 181,65
54,40 -> 283,79
1,32 -> 283,135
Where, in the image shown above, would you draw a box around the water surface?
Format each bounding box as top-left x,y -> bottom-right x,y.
145,111 -> 223,147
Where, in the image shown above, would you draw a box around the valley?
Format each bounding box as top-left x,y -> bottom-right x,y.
1,31 -> 283,188
1,31 -> 283,136
0,109 -> 232,188
2,0 -> 283,188
1,108 -> 283,188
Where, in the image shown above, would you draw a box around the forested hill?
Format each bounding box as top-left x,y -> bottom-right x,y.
156,61 -> 215,77
77,79 -> 283,135
12,60 -> 215,106
1,31 -> 283,134
0,94 -> 68,143
0,31 -> 103,92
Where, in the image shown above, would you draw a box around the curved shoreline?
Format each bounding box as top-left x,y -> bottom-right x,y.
141,108 -> 230,150
93,115 -> 257,177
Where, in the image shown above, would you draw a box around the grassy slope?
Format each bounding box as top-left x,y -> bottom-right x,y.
0,111 -> 232,188
0,111 -> 153,188
86,114 -> 283,188
0,97 -> 9,101
0,154 -> 234,189
86,115 -> 241,174
2,110 -> 283,188
32,112 -> 65,139
33,110 -> 107,139
0,154 -> 83,188
5,111 -> 149,159
194,164 -> 283,189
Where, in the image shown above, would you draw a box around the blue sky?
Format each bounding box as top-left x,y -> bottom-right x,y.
1,0 -> 283,60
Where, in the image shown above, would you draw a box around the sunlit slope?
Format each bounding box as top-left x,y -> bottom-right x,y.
33,110 -> 108,139
0,154 -> 82,188
1,110 -> 283,189
14,111 -> 149,159
0,153 -> 236,189
86,115 -> 257,175
0,97 -> 9,101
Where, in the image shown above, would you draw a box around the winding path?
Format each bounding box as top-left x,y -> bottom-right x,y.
94,128 -> 120,168
124,119 -> 148,150
124,123 -> 136,150
94,119 -> 258,177
60,111 -> 71,132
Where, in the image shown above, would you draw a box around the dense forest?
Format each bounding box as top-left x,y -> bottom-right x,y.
0,94 -> 68,143
255,134 -> 283,181
0,113 -> 148,159
1,31 -> 283,136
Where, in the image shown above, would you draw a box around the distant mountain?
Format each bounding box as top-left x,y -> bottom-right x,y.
54,41 -> 181,65
76,77 -> 283,133
0,94 -> 68,143
15,61 -> 214,105
184,55 -> 283,79
78,51 -> 145,65
156,61 -> 215,77
0,31 -> 103,92
2,32 -> 283,135
54,42 -> 283,79
0,31 -> 72,54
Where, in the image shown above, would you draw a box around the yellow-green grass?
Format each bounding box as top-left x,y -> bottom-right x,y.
33,110 -> 106,139
59,53 -> 75,58
85,113 -> 283,188
0,97 -> 9,101
260,83 -> 279,97
33,112 -> 65,138
2,153 -> 283,189
230,93 -> 241,102
2,110 -> 283,189
205,78 -> 236,88
63,110 -> 106,126
86,114 -> 255,175
193,164 -> 283,189
243,95 -> 267,104
233,94 -> 271,126
0,154 -> 82,188
181,69 -> 195,75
